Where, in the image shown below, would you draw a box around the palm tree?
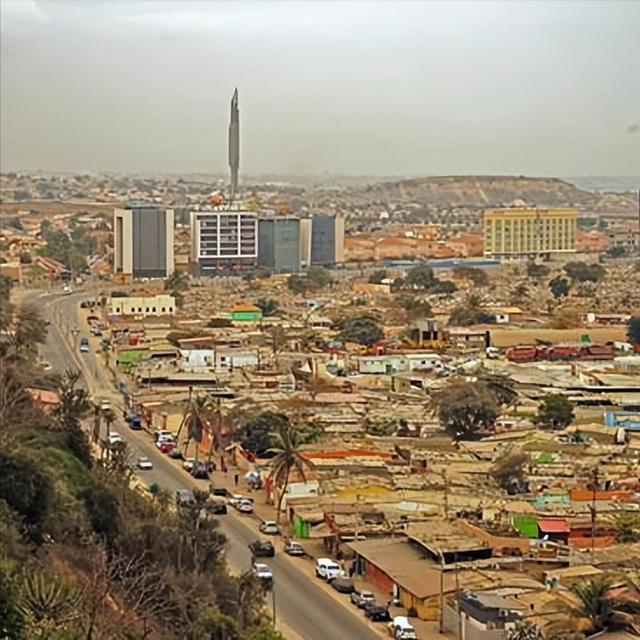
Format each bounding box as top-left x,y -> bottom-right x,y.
14,304 -> 48,348
52,370 -> 90,430
178,393 -> 213,460
268,423 -> 314,522
91,402 -> 102,444
205,397 -> 224,466
565,576 -> 640,634
102,408 -> 115,459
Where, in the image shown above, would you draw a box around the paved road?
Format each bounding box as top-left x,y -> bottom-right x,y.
34,290 -> 381,640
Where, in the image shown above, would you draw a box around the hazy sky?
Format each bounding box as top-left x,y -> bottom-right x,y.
1,0 -> 639,177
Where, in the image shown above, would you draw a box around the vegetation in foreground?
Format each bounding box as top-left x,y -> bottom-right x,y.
0,285 -> 282,640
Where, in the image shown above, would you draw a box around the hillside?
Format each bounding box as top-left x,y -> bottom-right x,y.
367,176 -> 598,208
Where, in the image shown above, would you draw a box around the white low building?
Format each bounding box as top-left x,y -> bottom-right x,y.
109,294 -> 176,317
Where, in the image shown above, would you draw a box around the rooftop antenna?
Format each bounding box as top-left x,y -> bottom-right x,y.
228,88 -> 239,203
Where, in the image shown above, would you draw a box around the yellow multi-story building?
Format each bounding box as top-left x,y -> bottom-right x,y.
483,207 -> 577,259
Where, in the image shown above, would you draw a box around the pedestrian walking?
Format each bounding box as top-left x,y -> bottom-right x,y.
234,473 -> 239,487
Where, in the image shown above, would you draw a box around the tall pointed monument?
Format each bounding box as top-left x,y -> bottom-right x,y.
228,88 -> 239,200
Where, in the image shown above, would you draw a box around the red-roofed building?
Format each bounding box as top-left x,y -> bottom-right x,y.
538,518 -> 570,544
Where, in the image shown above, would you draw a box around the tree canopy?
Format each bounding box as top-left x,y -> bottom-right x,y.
336,313 -> 384,346
306,266 -> 332,289
368,269 -> 388,284
549,276 -> 571,299
534,393 -> 575,430
628,317 -> 640,345
405,264 -> 436,289
563,261 -> 606,283
256,298 -> 279,317
428,380 -> 499,439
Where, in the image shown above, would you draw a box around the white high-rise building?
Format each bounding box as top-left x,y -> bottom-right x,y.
190,209 -> 258,275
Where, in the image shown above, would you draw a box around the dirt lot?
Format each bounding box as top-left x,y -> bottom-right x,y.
489,326 -> 627,348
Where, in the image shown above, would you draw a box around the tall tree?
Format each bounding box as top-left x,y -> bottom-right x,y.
268,423 -> 314,522
428,380 -> 498,439
534,393 -> 575,430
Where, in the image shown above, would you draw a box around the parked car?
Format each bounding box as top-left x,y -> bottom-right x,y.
182,458 -> 196,472
90,326 -> 102,337
284,539 -> 306,556
79,338 -> 90,353
158,441 -> 174,454
229,494 -> 254,506
153,429 -> 173,443
315,558 -> 343,581
249,539 -> 275,558
252,563 -> 273,588
168,448 -> 184,460
137,456 -> 153,470
191,462 -> 210,479
390,616 -> 418,640
156,433 -> 174,446
259,520 -> 279,535
351,590 -> 376,608
100,398 -> 111,411
237,500 -> 254,514
331,576 -> 355,594
176,489 -> 195,506
364,604 -> 391,622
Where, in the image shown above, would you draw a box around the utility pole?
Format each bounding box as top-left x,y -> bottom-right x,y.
438,549 -> 445,634
443,470 -> 449,520
272,581 -> 277,626
590,465 -> 600,564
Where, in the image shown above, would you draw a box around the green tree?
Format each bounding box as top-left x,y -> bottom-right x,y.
397,295 -> 432,320
256,298 -> 279,317
429,380 -> 498,439
405,264 -> 436,289
235,411 -> 289,455
563,261 -> 606,283
0,560 -> 25,639
337,314 -> 384,346
492,449 -> 529,491
306,266 -> 332,289
534,393 -> 575,430
164,271 -> 190,291
507,620 -> 544,640
287,274 -> 309,295
368,269 -> 388,284
549,276 -> 570,298
14,303 -> 48,347
477,371 -> 518,407
268,422 -> 314,522
610,511 -> 640,543
0,275 -> 15,332
606,245 -> 626,259
526,262 -> 549,278
628,317 -> 640,345
453,267 -> 489,287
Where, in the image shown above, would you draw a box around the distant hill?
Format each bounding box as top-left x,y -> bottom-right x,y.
367,175 -> 598,208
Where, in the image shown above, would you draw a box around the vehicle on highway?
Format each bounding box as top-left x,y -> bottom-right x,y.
209,485 -> 227,497
237,500 -> 254,514
391,616 -> 418,640
79,337 -> 90,353
126,415 -> 143,430
137,456 -> 153,470
315,558 -> 343,581
100,398 -> 111,411
176,489 -> 195,506
351,590 -> 376,608
229,494 -> 254,507
284,539 -> 306,556
364,604 -> 391,623
158,442 -> 174,454
156,435 -> 175,449
108,433 -> 125,445
331,576 -> 355,594
155,431 -> 174,444
204,499 -> 227,515
259,520 -> 279,535
182,458 -> 196,472
252,563 -> 273,588
249,539 -> 275,558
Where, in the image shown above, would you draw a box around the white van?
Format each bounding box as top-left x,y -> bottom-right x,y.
392,616 -> 418,640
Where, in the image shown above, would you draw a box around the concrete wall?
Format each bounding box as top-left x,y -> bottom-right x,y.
443,605 -> 509,640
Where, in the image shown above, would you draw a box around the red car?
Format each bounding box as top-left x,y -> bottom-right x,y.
159,442 -> 174,454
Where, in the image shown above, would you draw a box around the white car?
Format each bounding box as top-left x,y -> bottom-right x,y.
182,458 -> 196,472
259,520 -> 279,535
237,500 -> 254,514
155,433 -> 174,447
100,399 -> 111,411
229,494 -> 253,507
315,558 -> 343,581
252,563 -> 273,582
108,433 -> 124,445
137,456 -> 153,470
